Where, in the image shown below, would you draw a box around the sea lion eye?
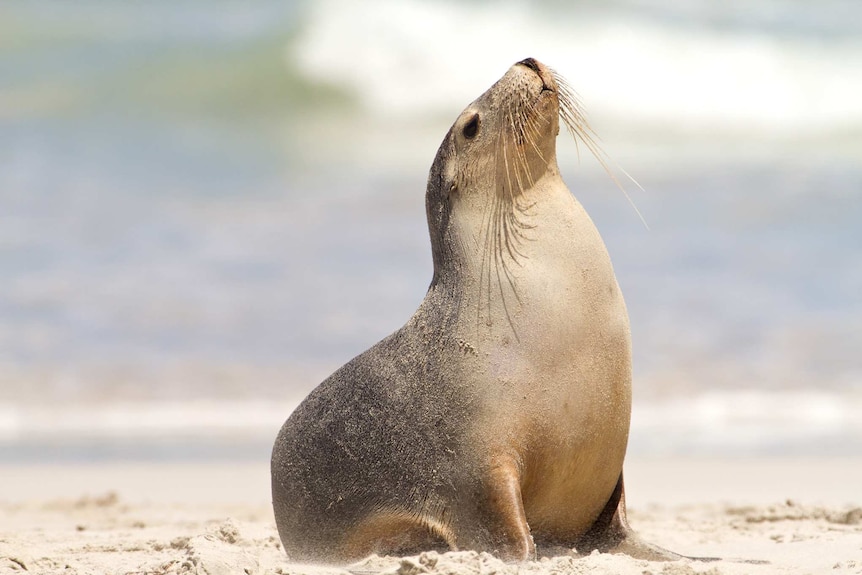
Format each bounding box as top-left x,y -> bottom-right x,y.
462,114 -> 480,139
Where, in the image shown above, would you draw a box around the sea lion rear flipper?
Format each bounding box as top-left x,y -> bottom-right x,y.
579,472 -> 689,561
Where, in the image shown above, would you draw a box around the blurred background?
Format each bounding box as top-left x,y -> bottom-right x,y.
1,0 -> 860,462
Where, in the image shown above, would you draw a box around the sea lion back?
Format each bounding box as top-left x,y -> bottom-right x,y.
271,321 -> 471,562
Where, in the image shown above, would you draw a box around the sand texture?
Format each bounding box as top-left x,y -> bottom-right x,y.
1,460 -> 860,575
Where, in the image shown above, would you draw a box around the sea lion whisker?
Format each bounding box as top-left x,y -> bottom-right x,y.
500,121 -> 525,233
482,123 -> 516,329
484,195 -> 499,323
552,73 -> 649,229
514,102 -> 533,158
500,209 -> 528,264
487,141 -> 524,328
520,100 -> 549,166
515,107 -> 536,190
500,115 -> 516,202
479,146 -> 499,332
506,105 -> 527,195
500,111 -> 536,257
509,101 -> 525,147
507,208 -> 535,234
492,197 -> 522,335
491,202 -> 504,296
511,146 -> 529,201
528,94 -> 553,123
524,120 -> 548,166
507,104 -> 529,189
508,101 -> 542,236
498,249 -> 524,306
578,133 -> 650,230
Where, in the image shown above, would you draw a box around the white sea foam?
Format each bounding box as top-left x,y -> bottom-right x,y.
292,0 -> 862,135
0,400 -> 298,442
2,390 -> 860,457
631,390 -> 862,454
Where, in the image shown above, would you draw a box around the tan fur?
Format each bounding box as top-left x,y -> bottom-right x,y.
341,511 -> 457,559
271,58 -> 682,564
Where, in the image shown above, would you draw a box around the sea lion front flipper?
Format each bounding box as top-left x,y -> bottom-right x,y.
462,457 -> 536,562
578,472 -> 688,561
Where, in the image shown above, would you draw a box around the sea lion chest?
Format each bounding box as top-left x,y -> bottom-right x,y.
456,178 -> 632,537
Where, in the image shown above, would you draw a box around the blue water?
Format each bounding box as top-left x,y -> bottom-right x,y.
1,0 -> 861,459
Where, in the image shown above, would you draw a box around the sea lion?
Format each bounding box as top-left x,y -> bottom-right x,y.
271,57 -> 678,564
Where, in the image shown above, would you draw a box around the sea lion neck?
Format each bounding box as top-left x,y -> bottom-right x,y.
425,60 -> 563,293
424,127 -> 458,290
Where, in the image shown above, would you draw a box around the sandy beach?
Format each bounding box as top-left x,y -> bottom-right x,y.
2,457 -> 860,575
3,2 -> 861,575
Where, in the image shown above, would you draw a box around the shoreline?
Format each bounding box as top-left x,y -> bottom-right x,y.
4,456 -> 861,506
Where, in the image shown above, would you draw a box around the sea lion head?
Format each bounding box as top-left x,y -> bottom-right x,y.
427,57 -> 586,284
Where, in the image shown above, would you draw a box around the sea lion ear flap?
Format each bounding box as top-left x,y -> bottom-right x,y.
442,141 -> 459,199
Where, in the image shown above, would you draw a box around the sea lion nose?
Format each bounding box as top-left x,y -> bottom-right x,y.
518,57 -> 541,73
517,57 -> 553,91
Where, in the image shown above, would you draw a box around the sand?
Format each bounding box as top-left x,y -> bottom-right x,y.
1,457 -> 861,575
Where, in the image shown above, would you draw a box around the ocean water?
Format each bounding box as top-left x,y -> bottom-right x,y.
1,0 -> 861,461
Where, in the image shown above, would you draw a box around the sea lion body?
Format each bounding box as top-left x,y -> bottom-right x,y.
272,58 -> 665,563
